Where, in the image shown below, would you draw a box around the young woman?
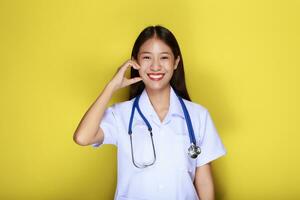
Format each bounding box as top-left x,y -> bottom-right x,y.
73,25 -> 226,200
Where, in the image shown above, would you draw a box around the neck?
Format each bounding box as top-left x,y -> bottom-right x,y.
145,85 -> 171,112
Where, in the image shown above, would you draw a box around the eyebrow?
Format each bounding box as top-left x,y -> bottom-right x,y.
139,51 -> 171,55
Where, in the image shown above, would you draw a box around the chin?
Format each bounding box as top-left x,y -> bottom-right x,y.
145,82 -> 170,91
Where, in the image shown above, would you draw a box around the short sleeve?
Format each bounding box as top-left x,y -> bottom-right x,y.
91,104 -> 119,148
196,109 -> 226,167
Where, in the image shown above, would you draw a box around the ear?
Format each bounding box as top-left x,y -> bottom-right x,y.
174,56 -> 180,70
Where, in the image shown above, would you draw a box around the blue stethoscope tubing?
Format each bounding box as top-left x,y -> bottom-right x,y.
128,89 -> 201,168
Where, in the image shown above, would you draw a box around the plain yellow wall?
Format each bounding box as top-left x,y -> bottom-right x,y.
0,0 -> 299,199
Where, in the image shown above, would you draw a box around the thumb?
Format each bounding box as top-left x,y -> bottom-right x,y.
129,77 -> 143,85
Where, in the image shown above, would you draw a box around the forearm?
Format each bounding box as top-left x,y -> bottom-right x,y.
195,180 -> 215,200
194,163 -> 215,200
73,82 -> 116,145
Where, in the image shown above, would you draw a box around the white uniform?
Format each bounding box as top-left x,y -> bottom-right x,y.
92,86 -> 226,200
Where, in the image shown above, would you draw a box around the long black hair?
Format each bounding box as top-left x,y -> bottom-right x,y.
129,25 -> 191,101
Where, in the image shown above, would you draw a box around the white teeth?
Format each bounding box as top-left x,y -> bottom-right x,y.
149,74 -> 163,79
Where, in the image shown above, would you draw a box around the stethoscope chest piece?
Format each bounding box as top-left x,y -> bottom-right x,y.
188,144 -> 201,159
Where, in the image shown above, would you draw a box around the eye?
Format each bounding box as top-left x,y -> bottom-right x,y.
142,56 -> 150,59
161,56 -> 169,59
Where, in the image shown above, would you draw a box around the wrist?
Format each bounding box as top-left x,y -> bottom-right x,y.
105,81 -> 118,93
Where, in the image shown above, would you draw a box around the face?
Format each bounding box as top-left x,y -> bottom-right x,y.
134,37 -> 180,92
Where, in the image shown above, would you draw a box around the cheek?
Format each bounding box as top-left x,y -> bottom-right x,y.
164,64 -> 175,73
138,68 -> 147,77
139,60 -> 151,68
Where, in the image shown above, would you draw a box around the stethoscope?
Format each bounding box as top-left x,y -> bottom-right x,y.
128,90 -> 201,169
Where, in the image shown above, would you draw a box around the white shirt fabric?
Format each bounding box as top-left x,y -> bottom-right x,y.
92,86 -> 226,200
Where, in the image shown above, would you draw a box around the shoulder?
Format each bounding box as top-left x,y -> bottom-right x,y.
108,98 -> 134,115
181,98 -> 208,117
181,99 -> 214,139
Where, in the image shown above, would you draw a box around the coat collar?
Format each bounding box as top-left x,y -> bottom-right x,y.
135,86 -> 185,125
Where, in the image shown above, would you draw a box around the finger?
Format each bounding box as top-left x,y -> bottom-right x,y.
125,77 -> 143,86
133,76 -> 143,82
129,60 -> 141,70
127,59 -> 141,70
119,60 -> 139,74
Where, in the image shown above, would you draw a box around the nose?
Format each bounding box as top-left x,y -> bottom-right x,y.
150,58 -> 162,72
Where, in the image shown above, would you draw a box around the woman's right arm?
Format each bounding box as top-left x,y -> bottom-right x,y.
73,59 -> 142,146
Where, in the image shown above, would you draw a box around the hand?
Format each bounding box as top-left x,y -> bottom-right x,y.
108,59 -> 143,91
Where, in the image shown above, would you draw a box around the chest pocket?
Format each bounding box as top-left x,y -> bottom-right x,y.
172,134 -> 195,171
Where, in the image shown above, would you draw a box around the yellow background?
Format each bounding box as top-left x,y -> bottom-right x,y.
0,0 -> 299,199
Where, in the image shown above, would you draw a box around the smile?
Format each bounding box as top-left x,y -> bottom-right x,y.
147,73 -> 165,81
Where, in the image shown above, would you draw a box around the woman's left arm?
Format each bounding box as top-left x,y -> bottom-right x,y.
194,163 -> 215,200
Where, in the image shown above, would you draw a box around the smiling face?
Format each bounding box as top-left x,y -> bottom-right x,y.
135,37 -> 180,92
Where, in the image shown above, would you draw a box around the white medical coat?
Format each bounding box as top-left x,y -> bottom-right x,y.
92,86 -> 226,200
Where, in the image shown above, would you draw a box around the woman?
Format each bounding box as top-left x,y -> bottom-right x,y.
73,25 -> 226,200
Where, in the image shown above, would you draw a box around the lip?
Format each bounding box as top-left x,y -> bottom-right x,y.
147,73 -> 165,81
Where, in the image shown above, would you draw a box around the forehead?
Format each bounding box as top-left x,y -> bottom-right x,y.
139,38 -> 173,54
